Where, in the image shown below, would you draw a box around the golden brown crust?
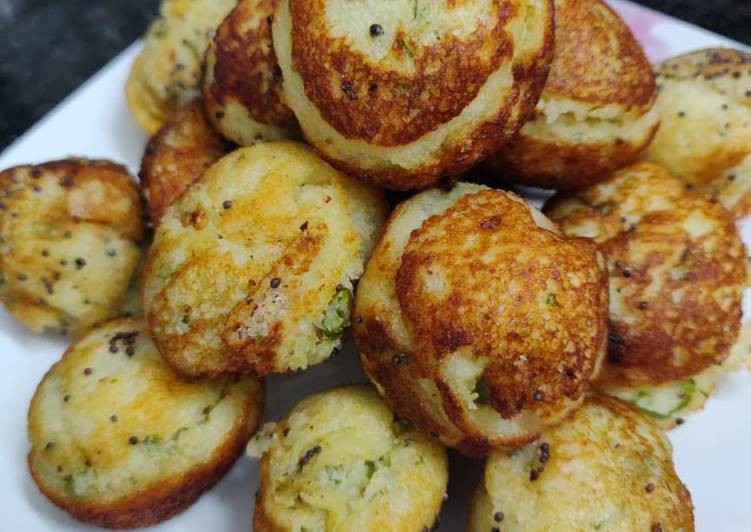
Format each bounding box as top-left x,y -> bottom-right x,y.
396,191 -> 607,418
545,0 -> 656,108
483,0 -> 659,191
29,410 -> 255,529
304,44 -> 553,192
203,0 -> 297,139
140,102 -> 227,227
354,185 -> 608,456
27,318 -> 265,529
546,162 -> 746,387
0,159 -> 144,334
253,456 -> 278,531
469,394 -> 694,532
291,1 -> 514,145
485,120 -> 659,192
274,0 -> 555,190
142,142 -> 387,378
1,159 -> 142,240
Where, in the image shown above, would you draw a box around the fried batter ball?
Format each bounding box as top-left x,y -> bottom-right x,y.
646,48 -> 751,219
484,0 -> 659,191
0,159 -> 144,335
354,184 -> 608,456
546,162 -> 746,399
249,385 -> 447,532
28,318 -> 264,529
202,0 -> 299,146
272,0 -> 554,190
125,0 -> 237,134
468,394 -> 694,532
140,102 -> 228,227
143,141 -> 388,379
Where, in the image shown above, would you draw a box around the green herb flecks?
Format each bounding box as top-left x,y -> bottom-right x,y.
153,17 -> 167,39
365,460 -> 377,481
181,38 -> 201,61
625,379 -> 695,420
141,435 -> 161,446
200,388 -> 229,423
320,286 -> 353,339
171,427 -> 189,442
324,465 -> 345,485
400,38 -> 415,59
62,469 -> 95,497
474,377 -> 490,405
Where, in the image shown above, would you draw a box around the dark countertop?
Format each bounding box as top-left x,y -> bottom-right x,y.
1,0 -> 750,152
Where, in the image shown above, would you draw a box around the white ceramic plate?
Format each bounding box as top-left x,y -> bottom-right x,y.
1,1 -> 750,530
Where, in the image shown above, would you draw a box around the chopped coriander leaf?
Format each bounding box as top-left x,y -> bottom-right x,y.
624,379 -> 695,419
320,287 -> 353,339
474,377 -> 490,404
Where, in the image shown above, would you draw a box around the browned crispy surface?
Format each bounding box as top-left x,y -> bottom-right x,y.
276,0 -> 555,190
1,159 -> 143,240
483,0 -> 658,191
140,102 -> 227,227
545,0 -> 655,107
485,124 -> 658,192
359,349 -> 545,457
142,142 -> 386,378
305,43 -> 554,192
204,0 -> 297,136
354,185 -> 608,455
27,318 -> 264,529
546,162 -> 746,387
469,394 -> 695,531
30,412 -> 255,529
397,191 -> 608,419
0,159 -> 144,334
292,1 -> 514,145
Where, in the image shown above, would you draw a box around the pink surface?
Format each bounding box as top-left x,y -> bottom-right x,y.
607,0 -> 673,60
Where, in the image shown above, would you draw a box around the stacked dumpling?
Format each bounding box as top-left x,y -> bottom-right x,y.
143,141 -> 388,378
271,0 -> 555,190
0,159 -> 144,335
202,0 -> 299,146
469,394 -> 694,531
484,0 -> 659,191
547,162 -> 747,427
250,385 -> 448,532
140,102 -> 228,226
125,0 -> 237,134
21,0 -> 743,530
354,183 -> 609,455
